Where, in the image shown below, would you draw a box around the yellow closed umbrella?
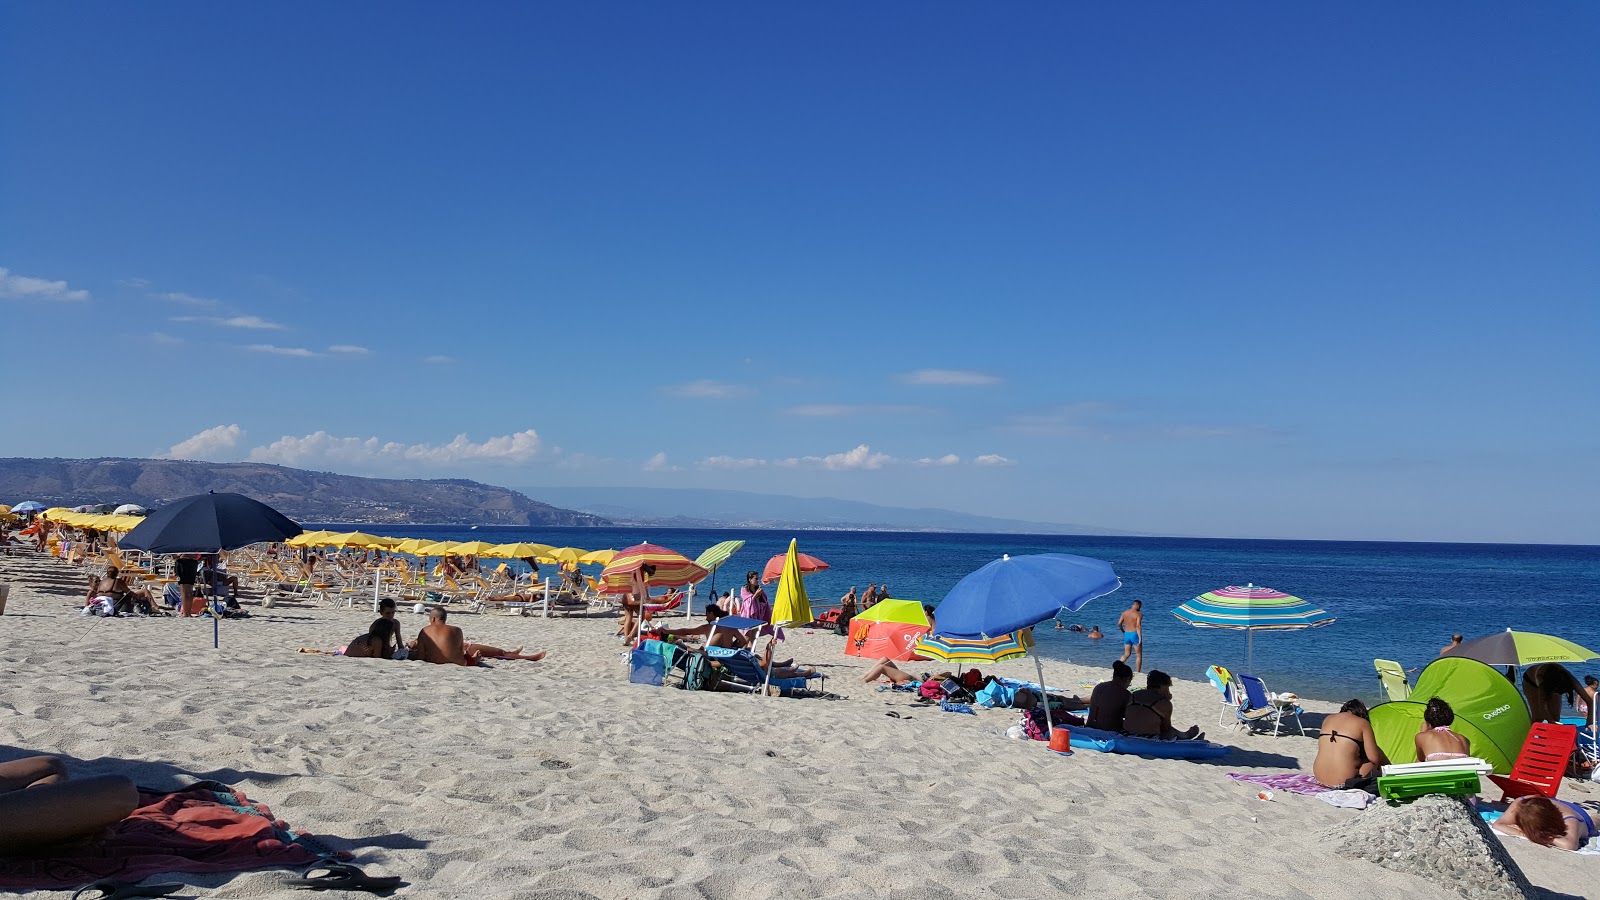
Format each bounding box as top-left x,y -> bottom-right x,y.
579,548 -> 616,566
762,538 -> 815,696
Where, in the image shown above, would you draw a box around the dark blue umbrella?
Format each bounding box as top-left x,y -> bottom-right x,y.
119,492 -> 303,554
934,553 -> 1121,639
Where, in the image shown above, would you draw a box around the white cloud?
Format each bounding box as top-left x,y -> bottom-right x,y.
643,452 -> 681,473
245,344 -> 319,357
156,291 -> 220,307
165,424 -> 243,461
700,455 -> 768,470
974,454 -> 1014,467
422,355 -> 454,365
916,454 -> 962,466
811,444 -> 894,470
174,314 -> 286,330
0,267 -> 90,302
327,344 -> 370,355
248,429 -> 543,468
661,380 -> 753,399
897,368 -> 1001,386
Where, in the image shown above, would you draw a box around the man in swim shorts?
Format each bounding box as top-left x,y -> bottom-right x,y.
1117,600 -> 1143,673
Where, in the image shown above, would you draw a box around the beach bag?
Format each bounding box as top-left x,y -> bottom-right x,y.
1022,707 -> 1051,741
975,681 -> 1013,708
962,668 -> 985,690
919,679 -> 944,701
680,652 -> 723,692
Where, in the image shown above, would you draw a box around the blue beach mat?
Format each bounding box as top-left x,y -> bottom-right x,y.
1066,725 -> 1232,760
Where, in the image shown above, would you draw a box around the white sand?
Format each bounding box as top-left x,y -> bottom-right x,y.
1,550 -> 1592,899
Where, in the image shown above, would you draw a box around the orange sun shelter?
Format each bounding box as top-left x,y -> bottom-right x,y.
844,598 -> 931,662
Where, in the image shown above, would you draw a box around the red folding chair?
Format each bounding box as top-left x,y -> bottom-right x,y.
1486,723 -> 1578,801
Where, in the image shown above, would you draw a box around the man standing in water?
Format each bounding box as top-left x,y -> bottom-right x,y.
1117,600 -> 1144,673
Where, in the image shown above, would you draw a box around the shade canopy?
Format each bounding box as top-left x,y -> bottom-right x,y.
10,501 -> 45,513
935,553 -> 1121,638
845,599 -> 931,662
113,504 -> 148,516
1172,584 -> 1334,631
853,598 -> 929,626
693,540 -> 746,579
319,531 -> 393,549
1442,629 -> 1600,668
447,540 -> 499,557
119,492 -> 302,554
579,549 -> 617,566
485,542 -> 554,559
914,632 -> 1030,664
761,550 -> 829,584
599,543 -> 708,594
1370,656 -> 1532,775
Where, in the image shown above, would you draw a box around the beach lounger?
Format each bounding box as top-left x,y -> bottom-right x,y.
1486,722 -> 1578,801
704,646 -> 824,695
1235,674 -> 1305,737
1374,659 -> 1411,701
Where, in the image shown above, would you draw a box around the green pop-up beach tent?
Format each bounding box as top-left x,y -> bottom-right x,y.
1369,656 -> 1531,775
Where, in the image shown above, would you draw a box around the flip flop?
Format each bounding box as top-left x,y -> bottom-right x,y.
283,862 -> 403,893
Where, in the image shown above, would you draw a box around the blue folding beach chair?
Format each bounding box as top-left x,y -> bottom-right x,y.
705,646 -> 824,695
1236,673 -> 1305,737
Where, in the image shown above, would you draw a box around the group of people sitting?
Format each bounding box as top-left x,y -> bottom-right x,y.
1314,695 -> 1595,850
338,599 -> 546,666
1086,661 -> 1204,740
646,603 -> 822,683
81,555 -> 243,618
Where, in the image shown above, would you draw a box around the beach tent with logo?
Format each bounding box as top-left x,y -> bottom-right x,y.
843,599 -> 931,662
1369,656 -> 1531,775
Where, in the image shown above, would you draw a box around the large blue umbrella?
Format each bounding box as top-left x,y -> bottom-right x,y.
10,501 -> 45,514
934,553 -> 1121,743
119,492 -> 303,554
935,553 -> 1121,639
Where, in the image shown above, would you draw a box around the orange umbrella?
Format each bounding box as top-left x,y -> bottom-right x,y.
761,551 -> 829,584
599,543 -> 707,595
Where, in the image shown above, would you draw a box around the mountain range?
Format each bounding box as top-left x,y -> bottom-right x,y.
0,458 -> 607,527
518,485 -> 1130,535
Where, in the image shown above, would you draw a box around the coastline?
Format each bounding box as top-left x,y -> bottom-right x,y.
1,550 -> 1593,898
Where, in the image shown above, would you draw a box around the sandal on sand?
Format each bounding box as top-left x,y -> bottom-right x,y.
284,862 -> 402,893
72,882 -> 182,900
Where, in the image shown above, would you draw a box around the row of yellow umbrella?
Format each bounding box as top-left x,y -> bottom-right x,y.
37,509 -> 146,532
283,530 -> 616,566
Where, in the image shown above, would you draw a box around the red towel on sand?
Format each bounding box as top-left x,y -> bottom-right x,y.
0,783 -> 337,890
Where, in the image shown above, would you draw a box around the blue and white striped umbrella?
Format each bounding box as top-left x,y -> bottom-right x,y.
1172,584 -> 1334,670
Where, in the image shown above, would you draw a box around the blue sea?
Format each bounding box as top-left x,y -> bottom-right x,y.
313,525 -> 1600,703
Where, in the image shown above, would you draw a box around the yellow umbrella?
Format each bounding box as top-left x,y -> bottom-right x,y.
414,541 -> 458,555
286,530 -> 334,547
545,547 -> 586,564
487,542 -> 555,559
317,531 -> 391,548
450,540 -> 499,557
761,538 -> 815,696
579,548 -> 617,566
392,538 -> 436,555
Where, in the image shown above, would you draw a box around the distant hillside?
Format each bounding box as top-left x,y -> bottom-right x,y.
520,485 -> 1131,535
0,458 -> 609,527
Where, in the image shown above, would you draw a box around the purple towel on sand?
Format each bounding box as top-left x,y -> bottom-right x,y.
1226,772 -> 1328,795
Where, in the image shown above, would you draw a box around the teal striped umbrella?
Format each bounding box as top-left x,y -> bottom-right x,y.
913,632 -> 1029,664
1172,583 -> 1334,671
693,539 -> 746,609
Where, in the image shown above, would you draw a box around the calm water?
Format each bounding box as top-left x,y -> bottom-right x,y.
314,524 -> 1600,702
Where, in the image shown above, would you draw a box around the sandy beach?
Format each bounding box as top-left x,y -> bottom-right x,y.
0,549 -> 1592,899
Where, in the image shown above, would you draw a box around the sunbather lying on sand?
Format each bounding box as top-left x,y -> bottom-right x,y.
861,658 -> 919,685
409,606 -> 546,665
1313,698 -> 1387,788
1491,795 -> 1597,851
0,755 -> 138,853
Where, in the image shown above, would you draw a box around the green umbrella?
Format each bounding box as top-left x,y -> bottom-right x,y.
693,539 -> 746,606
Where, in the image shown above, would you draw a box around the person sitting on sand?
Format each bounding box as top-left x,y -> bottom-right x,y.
0,755 -> 139,854
84,566 -> 157,616
345,617 -> 403,660
861,658 -> 919,685
409,606 -> 546,666
1492,795 -> 1597,851
1313,698 -> 1388,788
1415,698 -> 1473,762
1087,661 -> 1135,731
1087,625 -> 1104,640
1123,671 -> 1202,741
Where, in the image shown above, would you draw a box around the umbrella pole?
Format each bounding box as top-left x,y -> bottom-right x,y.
1033,655 -> 1055,741
1247,628 -> 1254,673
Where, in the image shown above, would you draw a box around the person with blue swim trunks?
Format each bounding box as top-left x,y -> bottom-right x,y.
1116,600 -> 1144,673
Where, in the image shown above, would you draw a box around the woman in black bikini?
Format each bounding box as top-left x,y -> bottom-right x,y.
1314,698 -> 1388,788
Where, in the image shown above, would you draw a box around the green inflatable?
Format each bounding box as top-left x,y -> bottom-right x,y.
1369,656 -> 1531,775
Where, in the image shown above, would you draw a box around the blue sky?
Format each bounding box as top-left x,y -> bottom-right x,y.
2,3 -> 1595,543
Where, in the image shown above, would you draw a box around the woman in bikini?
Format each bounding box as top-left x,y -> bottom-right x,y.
1414,697 -> 1472,762
1313,698 -> 1389,788
1493,795 -> 1597,851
